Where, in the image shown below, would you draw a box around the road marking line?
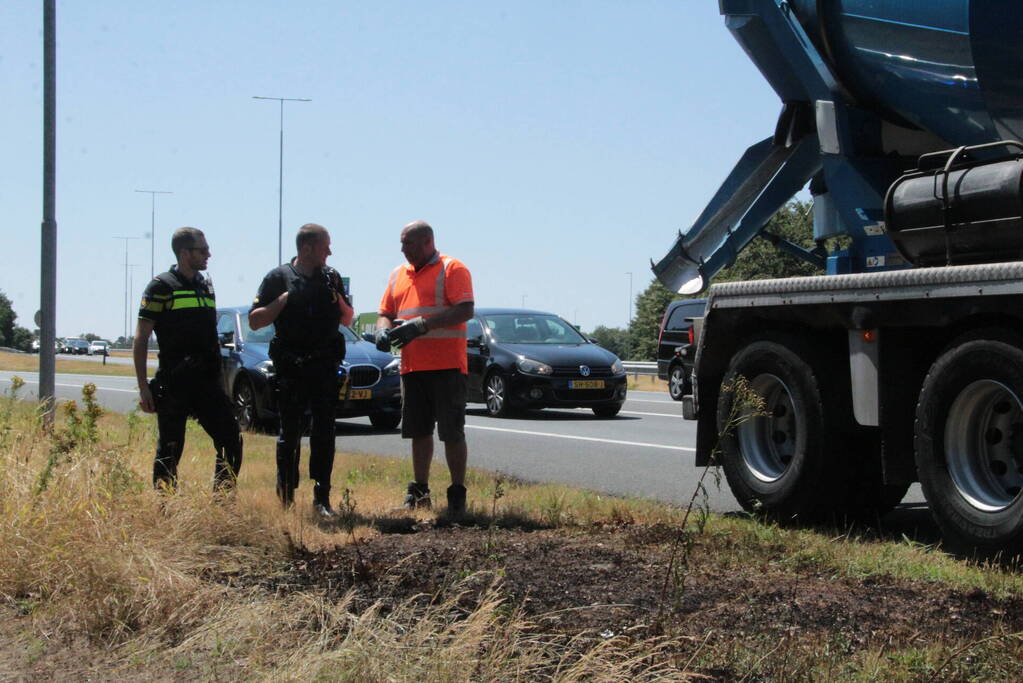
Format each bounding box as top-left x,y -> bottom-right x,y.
622,410 -> 681,418
0,378 -> 137,394
465,423 -> 694,452
626,398 -> 677,405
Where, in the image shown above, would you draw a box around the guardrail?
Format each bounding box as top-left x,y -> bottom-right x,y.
622,361 -> 658,376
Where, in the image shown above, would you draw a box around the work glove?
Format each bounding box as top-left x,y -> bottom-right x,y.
374,328 -> 392,352
389,317 -> 428,348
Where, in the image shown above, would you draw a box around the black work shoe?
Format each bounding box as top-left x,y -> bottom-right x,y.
277,484 -> 295,508
446,484 -> 467,515
404,482 -> 432,509
314,501 -> 336,520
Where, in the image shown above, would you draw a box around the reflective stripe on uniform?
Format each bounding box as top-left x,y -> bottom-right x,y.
167,296 -> 216,310
421,329 -> 466,339
397,305 -> 447,317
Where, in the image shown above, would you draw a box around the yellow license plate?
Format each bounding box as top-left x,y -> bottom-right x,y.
569,380 -> 604,389
340,388 -> 372,400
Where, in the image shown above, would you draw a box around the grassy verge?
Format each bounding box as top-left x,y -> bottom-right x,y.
627,373 -> 667,392
1,379 -> 1022,680
0,351 -> 142,377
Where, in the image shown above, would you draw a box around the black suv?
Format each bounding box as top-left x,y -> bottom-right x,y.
656,298 -> 706,401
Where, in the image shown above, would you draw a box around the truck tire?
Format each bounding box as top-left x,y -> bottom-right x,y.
717,336 -> 839,521
915,336 -> 1023,556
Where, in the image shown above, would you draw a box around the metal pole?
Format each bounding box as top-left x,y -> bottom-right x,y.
113,236 -> 142,343
135,189 -> 172,279
253,96 -> 311,265
40,0 -> 57,424
278,99 -> 284,266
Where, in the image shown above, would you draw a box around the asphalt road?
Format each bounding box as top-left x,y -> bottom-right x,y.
0,370 -> 927,517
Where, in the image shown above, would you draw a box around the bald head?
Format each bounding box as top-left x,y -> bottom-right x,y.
400,220 -> 437,269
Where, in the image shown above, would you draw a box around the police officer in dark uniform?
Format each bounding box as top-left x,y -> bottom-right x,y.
249,223 -> 354,518
134,227 -> 243,490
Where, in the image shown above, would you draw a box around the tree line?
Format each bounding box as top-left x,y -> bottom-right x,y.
588,201 -> 821,360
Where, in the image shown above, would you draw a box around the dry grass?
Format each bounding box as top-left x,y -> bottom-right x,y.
627,374 -> 667,392
3,379 -> 1023,680
0,351 -> 143,377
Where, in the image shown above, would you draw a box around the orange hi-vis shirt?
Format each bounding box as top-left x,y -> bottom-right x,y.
379,252 -> 474,374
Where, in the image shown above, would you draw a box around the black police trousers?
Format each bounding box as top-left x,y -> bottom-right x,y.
275,358 -> 339,503
152,372 -> 243,490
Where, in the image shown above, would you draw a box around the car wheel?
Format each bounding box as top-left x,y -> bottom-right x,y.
485,372 -> 514,417
915,336 -> 1023,556
717,336 -> 841,522
232,377 -> 258,432
668,363 -> 688,401
369,412 -> 401,430
592,403 -> 621,418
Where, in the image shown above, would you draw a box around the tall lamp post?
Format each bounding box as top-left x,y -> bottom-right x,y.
135,189 -> 173,279
113,236 -> 143,342
40,0 -> 57,424
253,95 -> 311,265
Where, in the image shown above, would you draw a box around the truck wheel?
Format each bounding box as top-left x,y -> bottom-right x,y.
717,337 -> 837,521
668,363 -> 688,401
915,337 -> 1023,556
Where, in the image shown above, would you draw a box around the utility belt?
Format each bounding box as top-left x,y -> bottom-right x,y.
269,337 -> 344,371
150,352 -> 219,411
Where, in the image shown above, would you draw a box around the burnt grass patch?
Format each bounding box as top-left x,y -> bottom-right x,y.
228,521 -> 1023,659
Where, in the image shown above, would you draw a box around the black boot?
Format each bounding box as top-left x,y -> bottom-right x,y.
446,484 -> 467,515
313,482 -> 335,520
277,481 -> 295,508
404,481 -> 432,509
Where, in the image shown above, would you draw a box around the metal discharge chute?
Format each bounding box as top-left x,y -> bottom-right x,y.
654,0 -> 1023,292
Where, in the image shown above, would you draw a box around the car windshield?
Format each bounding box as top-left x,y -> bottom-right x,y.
238,313 -> 361,344
483,314 -> 586,344
239,313 -> 275,344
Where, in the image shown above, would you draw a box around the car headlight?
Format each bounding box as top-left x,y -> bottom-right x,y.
256,360 -> 275,376
383,358 -> 401,377
611,358 -> 625,376
516,356 -> 553,376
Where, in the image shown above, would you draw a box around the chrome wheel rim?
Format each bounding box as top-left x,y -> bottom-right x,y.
234,382 -> 255,430
736,373 -> 797,483
486,375 -> 505,415
669,366 -> 685,398
945,379 -> 1023,512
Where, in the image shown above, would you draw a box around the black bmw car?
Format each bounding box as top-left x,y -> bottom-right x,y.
216,306 -> 402,431
467,308 -> 627,417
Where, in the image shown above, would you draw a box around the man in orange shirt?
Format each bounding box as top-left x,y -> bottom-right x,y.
376,220 -> 474,513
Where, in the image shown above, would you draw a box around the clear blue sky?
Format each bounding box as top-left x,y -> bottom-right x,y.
2,1 -> 777,341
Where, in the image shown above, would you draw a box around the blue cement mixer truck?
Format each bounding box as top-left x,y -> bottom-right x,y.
653,0 -> 1023,554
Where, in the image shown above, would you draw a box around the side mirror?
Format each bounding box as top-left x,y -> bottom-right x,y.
467,335 -> 484,348
219,330 -> 236,349
362,332 -> 376,343
587,337 -> 598,344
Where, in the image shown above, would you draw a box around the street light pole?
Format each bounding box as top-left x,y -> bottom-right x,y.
40,0 -> 57,424
135,189 -> 173,279
253,95 -> 311,265
113,236 -> 142,342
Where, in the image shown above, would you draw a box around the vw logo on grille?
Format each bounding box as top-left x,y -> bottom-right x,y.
579,365 -> 591,377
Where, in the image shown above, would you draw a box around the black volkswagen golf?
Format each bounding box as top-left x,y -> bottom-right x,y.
466,308 -> 627,417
